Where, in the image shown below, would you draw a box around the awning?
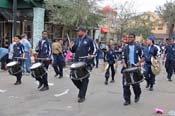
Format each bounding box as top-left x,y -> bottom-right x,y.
122,36 -> 128,42
100,27 -> 109,33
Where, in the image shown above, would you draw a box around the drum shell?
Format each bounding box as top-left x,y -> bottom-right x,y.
70,63 -> 90,80
123,67 -> 144,85
7,62 -> 21,75
30,64 -> 46,78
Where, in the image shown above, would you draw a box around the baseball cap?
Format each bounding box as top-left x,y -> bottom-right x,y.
75,26 -> 86,32
147,35 -> 155,41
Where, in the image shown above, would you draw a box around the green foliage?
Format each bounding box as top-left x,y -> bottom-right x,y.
115,1 -> 153,39
157,1 -> 175,37
45,0 -> 101,28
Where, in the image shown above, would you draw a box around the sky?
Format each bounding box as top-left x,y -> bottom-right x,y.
96,0 -> 168,13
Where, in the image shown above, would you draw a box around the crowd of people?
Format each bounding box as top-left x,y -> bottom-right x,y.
0,26 -> 175,105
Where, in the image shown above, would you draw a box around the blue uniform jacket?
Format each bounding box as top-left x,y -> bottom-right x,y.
13,43 -> 24,58
37,39 -> 52,59
143,45 -> 158,64
71,35 -> 94,64
106,49 -> 116,64
165,44 -> 175,61
122,44 -> 143,66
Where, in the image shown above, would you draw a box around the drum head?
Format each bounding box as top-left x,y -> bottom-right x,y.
30,62 -> 42,69
6,61 -> 18,67
123,67 -> 140,73
70,62 -> 86,69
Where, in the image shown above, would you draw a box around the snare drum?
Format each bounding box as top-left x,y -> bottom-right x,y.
6,61 -> 21,75
30,62 -> 46,78
123,67 -> 144,85
70,62 -> 90,80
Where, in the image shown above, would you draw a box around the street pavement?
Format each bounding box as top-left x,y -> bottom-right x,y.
0,60 -> 175,116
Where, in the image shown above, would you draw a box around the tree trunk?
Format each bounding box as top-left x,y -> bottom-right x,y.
169,24 -> 174,37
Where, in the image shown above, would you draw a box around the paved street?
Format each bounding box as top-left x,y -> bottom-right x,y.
0,61 -> 175,116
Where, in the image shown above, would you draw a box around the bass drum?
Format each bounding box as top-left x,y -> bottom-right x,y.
122,67 -> 144,85
30,62 -> 46,78
6,61 -> 21,75
70,62 -> 90,80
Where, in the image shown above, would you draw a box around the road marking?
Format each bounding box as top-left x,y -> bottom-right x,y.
67,106 -> 72,109
54,89 -> 69,97
8,96 -> 18,99
34,82 -> 54,86
48,83 -> 54,86
0,89 -> 7,93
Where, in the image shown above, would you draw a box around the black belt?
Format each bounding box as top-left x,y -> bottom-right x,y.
53,53 -> 62,55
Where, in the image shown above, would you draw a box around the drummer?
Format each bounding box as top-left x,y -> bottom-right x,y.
121,33 -> 143,106
35,31 -> 52,91
69,26 -> 95,103
13,35 -> 24,85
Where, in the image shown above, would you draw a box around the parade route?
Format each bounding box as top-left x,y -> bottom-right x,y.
0,62 -> 174,116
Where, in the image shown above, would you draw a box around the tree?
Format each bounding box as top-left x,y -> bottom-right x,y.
157,1 -> 175,37
45,0 -> 101,27
115,1 -> 153,39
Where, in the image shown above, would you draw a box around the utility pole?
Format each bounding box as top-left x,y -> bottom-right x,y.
12,0 -> 17,37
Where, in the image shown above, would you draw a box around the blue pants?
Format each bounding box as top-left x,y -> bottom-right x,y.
165,60 -> 175,79
23,52 -> 31,73
105,63 -> 115,81
72,77 -> 89,98
144,64 -> 155,85
53,54 -> 64,76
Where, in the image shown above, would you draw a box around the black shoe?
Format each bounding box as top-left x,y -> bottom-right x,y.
78,97 -> 85,103
59,75 -> 63,79
146,83 -> 150,88
123,101 -> 131,106
54,74 -> 59,78
149,87 -> 153,91
104,81 -> 108,85
135,96 -> 140,103
40,86 -> 49,91
38,82 -> 43,89
14,81 -> 21,85
110,80 -> 115,83
168,79 -> 172,82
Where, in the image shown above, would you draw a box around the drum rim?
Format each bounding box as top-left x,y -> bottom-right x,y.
123,67 -> 140,72
30,62 -> 42,69
70,62 -> 86,68
6,61 -> 18,67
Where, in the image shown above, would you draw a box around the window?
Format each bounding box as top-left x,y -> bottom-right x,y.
158,27 -> 163,30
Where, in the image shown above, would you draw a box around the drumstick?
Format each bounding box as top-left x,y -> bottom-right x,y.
14,57 -> 27,59
36,58 -> 51,60
67,34 -> 71,44
79,55 -> 97,59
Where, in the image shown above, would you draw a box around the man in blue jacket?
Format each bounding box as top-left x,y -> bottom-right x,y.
121,33 -> 143,106
69,26 -> 94,103
163,37 -> 175,81
143,35 -> 158,91
35,31 -> 52,91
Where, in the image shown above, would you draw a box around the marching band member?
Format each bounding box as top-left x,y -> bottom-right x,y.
163,37 -> 175,81
13,35 -> 24,85
52,37 -> 64,78
35,31 -> 52,91
69,26 -> 94,103
121,33 -> 143,106
143,35 -> 158,91
104,44 -> 116,85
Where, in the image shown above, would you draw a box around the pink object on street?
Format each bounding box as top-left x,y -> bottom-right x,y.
66,50 -> 72,61
154,108 -> 164,114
